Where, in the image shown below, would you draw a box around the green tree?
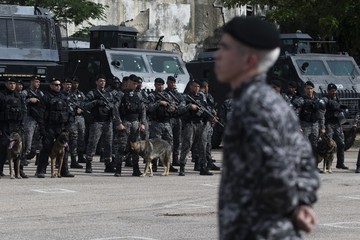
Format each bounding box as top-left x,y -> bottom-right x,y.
0,0 -> 108,26
219,0 -> 360,59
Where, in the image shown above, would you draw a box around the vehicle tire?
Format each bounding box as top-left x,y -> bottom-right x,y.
344,128 -> 356,151
211,125 -> 223,149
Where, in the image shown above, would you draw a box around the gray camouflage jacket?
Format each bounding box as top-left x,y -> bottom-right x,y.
218,74 -> 320,240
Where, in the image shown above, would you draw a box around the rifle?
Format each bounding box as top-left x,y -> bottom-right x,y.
167,90 -> 180,104
27,88 -> 41,100
96,89 -> 112,110
68,97 -> 91,114
157,91 -> 176,111
187,95 -> 224,128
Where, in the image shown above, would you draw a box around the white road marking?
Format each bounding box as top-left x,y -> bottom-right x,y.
340,195 -> 360,200
92,237 -> 159,240
321,222 -> 360,229
31,188 -> 76,193
201,183 -> 217,187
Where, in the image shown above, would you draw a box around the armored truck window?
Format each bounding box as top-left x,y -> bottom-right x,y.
326,60 -> 360,76
0,18 -> 54,49
296,60 -> 328,75
110,54 -> 147,73
147,55 -> 185,75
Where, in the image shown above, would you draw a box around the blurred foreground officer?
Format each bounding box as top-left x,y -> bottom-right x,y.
215,17 -> 320,240
0,78 -> 25,177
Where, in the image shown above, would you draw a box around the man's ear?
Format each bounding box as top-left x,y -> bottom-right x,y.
245,53 -> 258,70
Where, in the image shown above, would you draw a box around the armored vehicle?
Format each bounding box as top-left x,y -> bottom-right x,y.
0,5 -> 63,86
268,33 -> 360,149
64,26 -> 190,93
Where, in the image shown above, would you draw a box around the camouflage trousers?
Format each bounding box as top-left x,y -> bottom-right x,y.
86,121 -> 113,162
300,121 -> 319,157
23,115 -> 38,156
326,122 -> 345,166
170,117 -> 182,163
69,115 -> 86,157
149,121 -> 173,146
179,122 -> 207,166
115,120 -> 141,164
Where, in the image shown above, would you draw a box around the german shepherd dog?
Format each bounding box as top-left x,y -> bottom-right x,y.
130,138 -> 172,177
6,132 -> 23,179
317,135 -> 337,173
50,129 -> 69,178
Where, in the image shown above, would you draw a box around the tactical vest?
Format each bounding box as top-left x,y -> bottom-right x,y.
325,97 -> 342,122
150,91 -> 172,121
121,90 -> 142,115
25,88 -> 43,121
299,97 -> 319,123
0,91 -> 22,121
91,90 -> 113,121
183,93 -> 207,123
48,93 -> 70,124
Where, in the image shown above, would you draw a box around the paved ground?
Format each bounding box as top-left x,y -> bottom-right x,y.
1,148 -> 360,240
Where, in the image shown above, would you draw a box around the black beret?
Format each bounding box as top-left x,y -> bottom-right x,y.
129,74 -> 141,83
112,77 -> 121,83
305,81 -> 314,88
122,76 -> 129,82
31,75 -> 41,81
288,81 -> 297,88
50,78 -> 61,83
96,74 -> 106,81
271,79 -> 282,88
167,76 -> 176,82
328,83 -> 337,90
72,76 -> 80,83
155,78 -> 165,84
6,77 -> 16,83
223,16 -> 280,50
63,78 -> 72,84
16,79 -> 24,85
190,79 -> 201,86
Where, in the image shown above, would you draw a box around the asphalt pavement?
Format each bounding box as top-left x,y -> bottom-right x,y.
1,148 -> 360,240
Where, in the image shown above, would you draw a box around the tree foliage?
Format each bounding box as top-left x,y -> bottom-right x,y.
219,0 -> 360,58
0,0 -> 108,26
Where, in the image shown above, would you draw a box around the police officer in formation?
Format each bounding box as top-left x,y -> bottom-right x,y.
178,79 -> 213,176
114,75 -> 146,177
297,81 -> 325,158
68,76 -> 87,168
36,78 -> 74,178
164,76 -> 183,166
21,75 -> 44,176
0,77 -> 25,177
322,83 -> 348,169
147,77 -> 178,172
84,74 -> 119,174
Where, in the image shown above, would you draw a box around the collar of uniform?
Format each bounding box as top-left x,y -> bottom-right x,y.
232,74 -> 266,99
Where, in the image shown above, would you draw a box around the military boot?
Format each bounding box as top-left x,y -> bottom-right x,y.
114,162 -> 122,177
19,163 -> 28,179
172,156 -> 180,166
77,152 -> 86,163
85,157 -> 93,173
104,159 -> 116,173
70,155 -> 83,169
61,153 -> 74,177
193,161 -> 200,171
152,159 -> 158,172
179,164 -> 185,176
356,166 -> 360,173
132,162 -> 142,176
200,165 -> 213,176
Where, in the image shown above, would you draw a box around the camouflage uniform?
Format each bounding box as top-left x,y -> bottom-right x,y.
219,75 -> 320,240
36,89 -> 74,178
84,88 -> 118,173
323,95 -> 346,168
298,94 -> 325,158
164,87 -> 184,165
22,87 -> 44,162
0,86 -> 25,176
68,88 -> 87,166
179,91 -> 211,175
114,89 -> 146,176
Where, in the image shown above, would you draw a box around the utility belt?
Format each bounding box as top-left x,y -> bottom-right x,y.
123,114 -> 139,122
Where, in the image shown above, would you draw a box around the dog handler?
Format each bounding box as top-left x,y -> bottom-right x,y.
215,17 -> 320,239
